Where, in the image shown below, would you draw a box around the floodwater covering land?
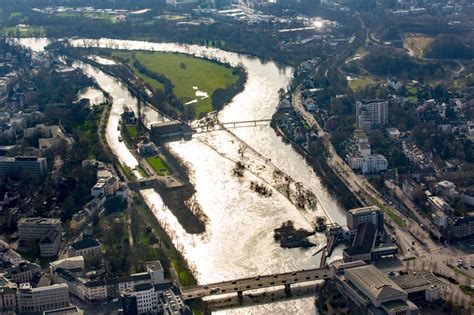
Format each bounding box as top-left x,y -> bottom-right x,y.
16,38 -> 346,314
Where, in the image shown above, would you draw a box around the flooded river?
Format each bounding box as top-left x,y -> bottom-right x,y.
18,38 -> 347,314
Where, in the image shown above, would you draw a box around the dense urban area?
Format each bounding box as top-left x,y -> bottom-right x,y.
0,0 -> 473,314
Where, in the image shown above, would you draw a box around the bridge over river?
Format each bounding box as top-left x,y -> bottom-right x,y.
180,267 -> 334,300
192,119 -> 272,134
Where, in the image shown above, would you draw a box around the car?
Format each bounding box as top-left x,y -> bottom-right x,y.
118,136 -> 123,142
210,288 -> 219,294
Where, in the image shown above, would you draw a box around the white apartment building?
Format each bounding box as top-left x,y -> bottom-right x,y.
356,100 -> 388,131
362,154 -> 388,174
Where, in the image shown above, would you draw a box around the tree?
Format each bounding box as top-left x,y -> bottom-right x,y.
104,196 -> 127,215
315,216 -> 327,233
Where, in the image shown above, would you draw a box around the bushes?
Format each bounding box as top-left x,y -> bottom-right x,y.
425,35 -> 474,60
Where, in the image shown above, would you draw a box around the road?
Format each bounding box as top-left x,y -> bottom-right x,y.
292,86 -> 440,257
384,179 -> 441,239
292,83 -> 474,289
181,268 -> 333,300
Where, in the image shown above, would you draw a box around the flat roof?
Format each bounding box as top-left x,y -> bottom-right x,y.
349,206 -> 381,215
391,271 -> 443,291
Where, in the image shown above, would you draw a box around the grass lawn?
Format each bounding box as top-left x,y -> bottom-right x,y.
9,11 -> 23,18
407,95 -> 418,104
348,76 -> 377,92
137,165 -> 148,178
448,264 -> 474,280
126,125 -> 139,139
376,201 -> 406,228
1,26 -> 46,37
112,51 -> 239,118
403,33 -> 435,58
56,12 -> 80,18
146,156 -> 173,176
121,164 -> 136,181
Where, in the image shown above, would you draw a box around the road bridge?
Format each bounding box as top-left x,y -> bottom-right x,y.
180,267 -> 333,300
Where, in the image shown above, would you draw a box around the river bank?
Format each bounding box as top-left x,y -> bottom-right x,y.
62,38 -> 346,314
271,108 -> 361,210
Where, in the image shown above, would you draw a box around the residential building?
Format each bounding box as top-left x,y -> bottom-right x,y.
346,206 -> 384,230
39,230 -> 61,257
356,100 -> 388,131
460,190 -> 474,206
0,156 -> 48,178
427,196 -> 451,213
53,260 -> 165,303
432,210 -> 448,229
122,282 -> 191,315
0,276 -> 17,313
67,239 -> 102,262
387,76 -> 403,91
335,265 -> 419,315
402,179 -> 424,202
446,215 -> 474,240
91,169 -> 119,197
49,256 -> 85,276
5,261 -> 41,284
362,154 -> 388,174
17,283 -> 70,314
348,156 -> 363,170
0,240 -> 23,266
436,181 -> 457,198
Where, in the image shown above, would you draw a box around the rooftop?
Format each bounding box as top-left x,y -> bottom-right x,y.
349,206 -> 381,215
345,265 -> 406,302
391,271 -> 443,292
0,156 -> 46,162
18,217 -> 61,225
344,222 -> 377,256
147,260 -> 164,272
70,238 -> 101,251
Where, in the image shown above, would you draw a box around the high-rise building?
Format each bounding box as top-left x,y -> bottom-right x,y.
356,101 -> 388,131
0,156 -> 48,178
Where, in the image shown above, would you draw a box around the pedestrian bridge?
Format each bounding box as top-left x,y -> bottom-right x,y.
192,119 -> 272,134
180,267 -> 333,300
